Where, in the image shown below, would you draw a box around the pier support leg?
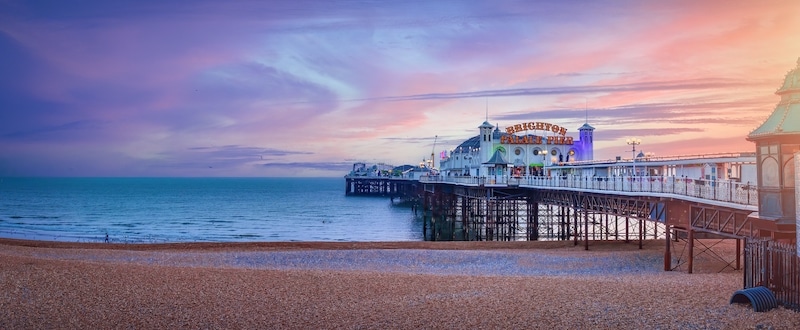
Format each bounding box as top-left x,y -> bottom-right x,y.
423,196 -> 428,241
624,215 -> 629,243
529,201 -> 539,241
574,205 -> 579,246
736,238 -> 741,270
638,218 -> 643,250
664,224 -> 671,271
687,228 -> 694,274
584,199 -> 589,251
560,206 -> 566,241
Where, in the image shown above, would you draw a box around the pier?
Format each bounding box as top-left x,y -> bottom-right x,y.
344,58 -> 800,310
344,176 -> 420,201
346,162 -> 798,309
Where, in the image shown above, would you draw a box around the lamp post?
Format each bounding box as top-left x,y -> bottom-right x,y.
542,134 -> 549,177
626,138 -> 641,176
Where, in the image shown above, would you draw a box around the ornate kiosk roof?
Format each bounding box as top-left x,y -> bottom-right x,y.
748,57 -> 800,139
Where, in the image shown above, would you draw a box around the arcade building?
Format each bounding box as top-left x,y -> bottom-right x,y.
438,119 -> 595,177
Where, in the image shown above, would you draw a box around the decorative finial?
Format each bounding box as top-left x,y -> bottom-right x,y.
485,98 -> 489,121
584,98 -> 589,124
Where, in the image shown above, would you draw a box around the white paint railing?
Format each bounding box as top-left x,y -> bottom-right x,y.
420,175 -> 758,207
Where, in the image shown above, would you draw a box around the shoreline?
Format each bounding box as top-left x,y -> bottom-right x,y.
1,237 -> 652,251
2,238 -> 797,328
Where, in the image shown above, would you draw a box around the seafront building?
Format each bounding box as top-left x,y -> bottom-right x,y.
438,119 -> 595,178
434,118 -> 755,185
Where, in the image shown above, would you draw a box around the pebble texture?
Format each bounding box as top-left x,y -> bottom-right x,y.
1,239 -> 798,329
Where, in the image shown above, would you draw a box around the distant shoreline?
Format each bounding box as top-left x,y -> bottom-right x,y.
1,237 -> 657,251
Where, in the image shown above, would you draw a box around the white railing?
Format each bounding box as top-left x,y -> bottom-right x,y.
421,175 -> 758,207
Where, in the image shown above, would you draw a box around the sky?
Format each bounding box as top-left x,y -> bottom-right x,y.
1,0 -> 799,177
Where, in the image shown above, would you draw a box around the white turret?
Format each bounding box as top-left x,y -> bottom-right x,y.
479,121 -> 494,175
578,123 -> 595,161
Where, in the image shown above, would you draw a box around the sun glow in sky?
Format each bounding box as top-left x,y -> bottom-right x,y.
1,0 -> 799,177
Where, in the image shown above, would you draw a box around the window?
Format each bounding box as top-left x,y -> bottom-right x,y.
783,155 -> 795,187
761,157 -> 779,187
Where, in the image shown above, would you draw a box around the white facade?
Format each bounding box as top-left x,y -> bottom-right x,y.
439,120 -> 594,177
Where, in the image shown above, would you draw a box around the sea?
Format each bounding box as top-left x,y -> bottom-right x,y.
0,177 -> 423,243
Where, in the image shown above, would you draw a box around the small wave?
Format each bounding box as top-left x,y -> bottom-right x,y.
7,215 -> 61,220
233,234 -> 262,238
111,223 -> 137,228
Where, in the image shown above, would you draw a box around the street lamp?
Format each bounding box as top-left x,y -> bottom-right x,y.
626,138 -> 642,176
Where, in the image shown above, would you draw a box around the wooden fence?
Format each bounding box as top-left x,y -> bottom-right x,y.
745,239 -> 800,311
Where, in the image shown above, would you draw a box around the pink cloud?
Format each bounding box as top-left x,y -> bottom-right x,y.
1,0 -> 798,176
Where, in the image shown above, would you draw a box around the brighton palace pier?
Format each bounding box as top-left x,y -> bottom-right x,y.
346,58 -> 800,311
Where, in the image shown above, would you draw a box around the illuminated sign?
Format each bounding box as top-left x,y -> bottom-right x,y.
505,122 -> 568,136
501,121 -> 573,145
500,135 -> 574,145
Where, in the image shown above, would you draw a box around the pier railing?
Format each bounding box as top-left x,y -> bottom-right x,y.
420,175 -> 758,207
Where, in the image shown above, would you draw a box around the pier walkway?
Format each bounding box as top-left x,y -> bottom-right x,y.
421,175 -> 758,210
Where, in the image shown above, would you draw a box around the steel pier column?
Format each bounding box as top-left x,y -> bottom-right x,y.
687,228 -> 694,274
664,225 -> 671,271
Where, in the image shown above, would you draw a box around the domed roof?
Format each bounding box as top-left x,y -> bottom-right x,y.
748,57 -> 800,140
455,135 -> 481,150
776,57 -> 800,95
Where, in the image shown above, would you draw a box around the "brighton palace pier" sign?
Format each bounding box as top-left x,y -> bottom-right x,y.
500,121 -> 574,145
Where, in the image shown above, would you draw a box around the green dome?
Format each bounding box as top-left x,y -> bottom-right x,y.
748,57 -> 800,140
776,57 -> 800,95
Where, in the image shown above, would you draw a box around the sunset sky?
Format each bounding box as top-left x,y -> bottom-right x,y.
1,0 -> 799,177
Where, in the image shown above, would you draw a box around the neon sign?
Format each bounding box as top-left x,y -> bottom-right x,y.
505,122 -> 567,136
501,121 -> 573,145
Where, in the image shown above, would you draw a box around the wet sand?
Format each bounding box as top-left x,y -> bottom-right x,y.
1,238 -> 797,329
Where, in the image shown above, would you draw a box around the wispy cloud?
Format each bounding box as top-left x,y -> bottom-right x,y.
0,0 -> 797,176
353,78 -> 754,102
2,120 -> 108,141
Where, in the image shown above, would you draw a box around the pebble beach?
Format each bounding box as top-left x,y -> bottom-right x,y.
1,238 -> 798,329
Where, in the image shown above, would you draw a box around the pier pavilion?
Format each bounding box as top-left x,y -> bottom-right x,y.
438,119 -> 595,178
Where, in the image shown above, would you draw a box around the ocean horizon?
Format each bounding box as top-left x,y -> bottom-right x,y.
0,177 -> 423,243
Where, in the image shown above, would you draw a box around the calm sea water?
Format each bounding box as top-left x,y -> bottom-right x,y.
0,177 -> 423,243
